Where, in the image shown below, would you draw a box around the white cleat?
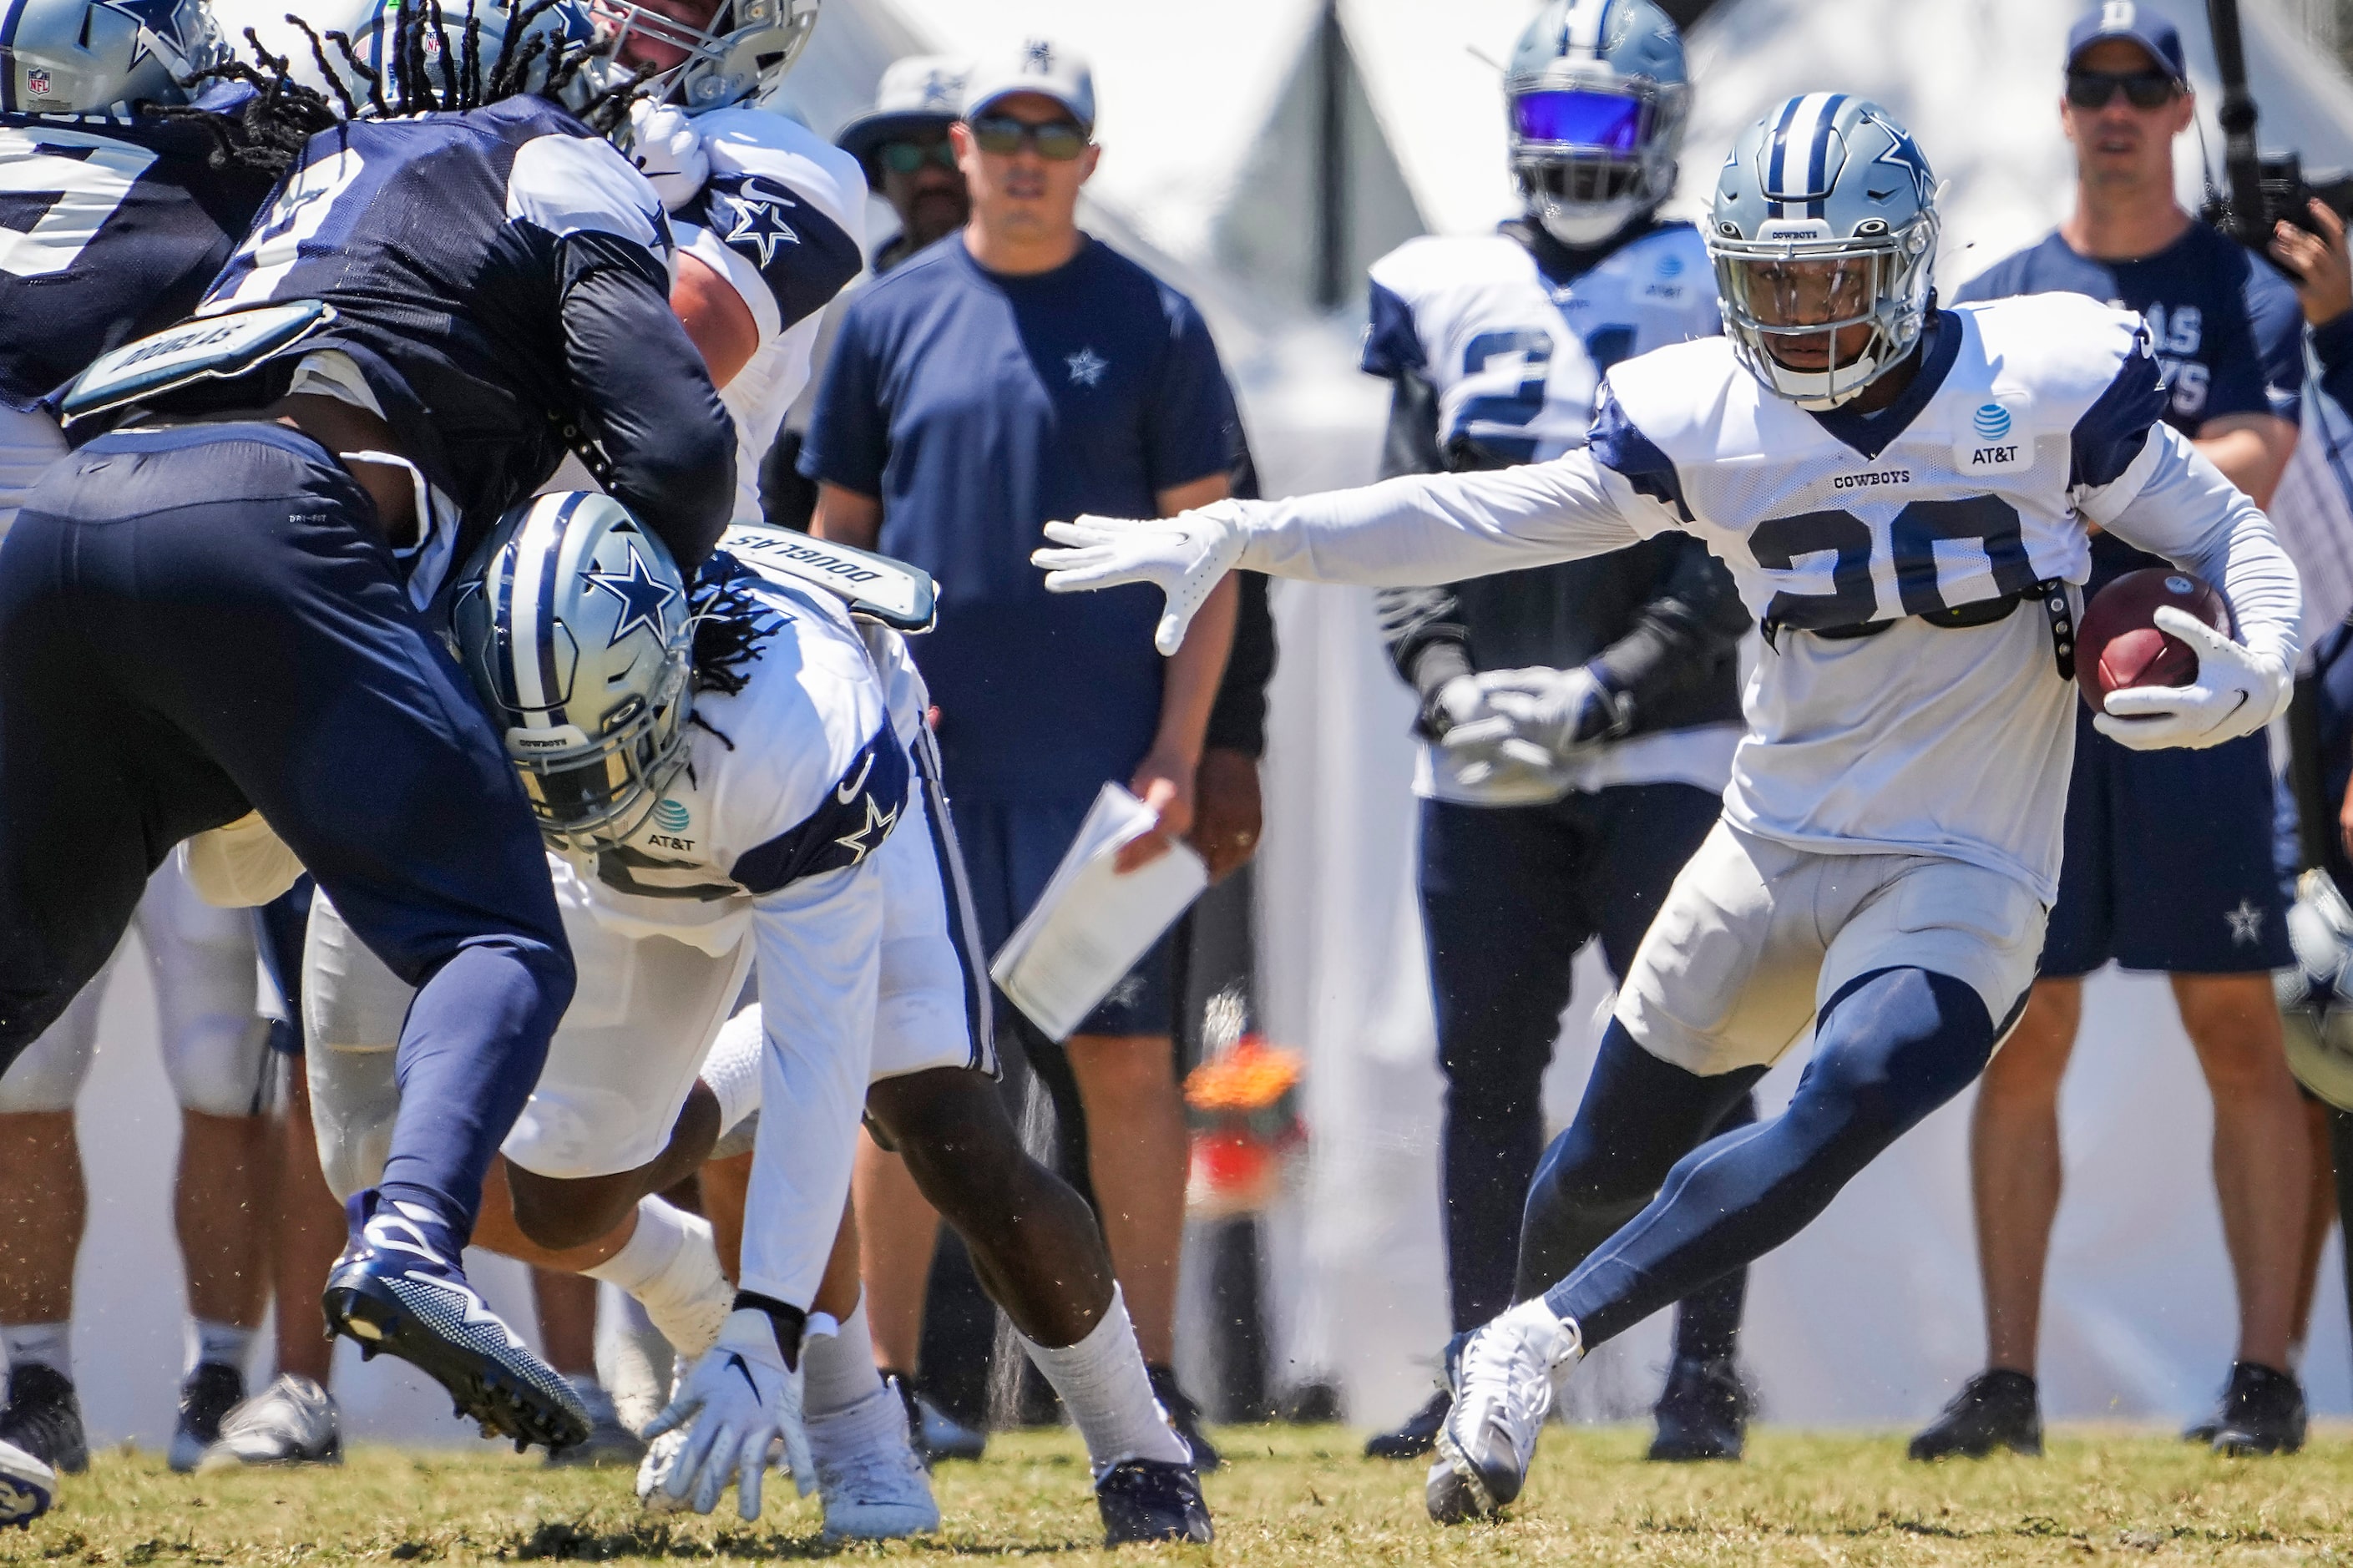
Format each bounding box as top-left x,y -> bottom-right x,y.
197,1374 -> 342,1473
1426,1302 -> 1581,1525
808,1387 -> 940,1541
0,1437 -> 55,1530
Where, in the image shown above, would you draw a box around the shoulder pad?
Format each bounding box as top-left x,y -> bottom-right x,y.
1960,295 -> 2149,419
716,525 -> 937,631
1596,336 -> 1748,460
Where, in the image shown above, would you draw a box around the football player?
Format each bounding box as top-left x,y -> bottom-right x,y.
1355,0 -> 1756,1464
0,16 -> 740,1453
0,0 -> 316,1477
1034,94 -> 2304,1521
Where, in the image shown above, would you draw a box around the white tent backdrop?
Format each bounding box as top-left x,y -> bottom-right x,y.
41,0 -> 2353,1448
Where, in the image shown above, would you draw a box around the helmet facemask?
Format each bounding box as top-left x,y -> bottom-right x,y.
574,0 -> 814,110
509,649 -> 692,856
1709,211 -> 1936,409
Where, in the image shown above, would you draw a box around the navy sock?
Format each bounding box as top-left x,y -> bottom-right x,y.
377,939 -> 565,1237
1543,968 -> 1996,1348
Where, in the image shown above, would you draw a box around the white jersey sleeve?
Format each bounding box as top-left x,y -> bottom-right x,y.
672,107 -> 868,520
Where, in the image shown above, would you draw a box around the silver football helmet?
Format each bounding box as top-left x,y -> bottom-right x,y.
573,0 -> 815,111
2,0 -> 228,111
1505,0 -> 1689,249
1708,94 -> 1940,409
2280,868 -> 2353,1111
450,492 -> 694,856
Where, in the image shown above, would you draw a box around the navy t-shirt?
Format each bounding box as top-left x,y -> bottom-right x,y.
1952,222 -> 2303,589
802,234 -> 1237,801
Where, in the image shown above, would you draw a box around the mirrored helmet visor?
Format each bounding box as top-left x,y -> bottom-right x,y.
1510,89 -> 1646,152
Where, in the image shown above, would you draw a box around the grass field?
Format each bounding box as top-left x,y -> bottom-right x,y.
11,1424 -> 2353,1565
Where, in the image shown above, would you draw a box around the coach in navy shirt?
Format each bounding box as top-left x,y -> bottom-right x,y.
1915,6 -> 2313,1461
802,41 -> 1237,1461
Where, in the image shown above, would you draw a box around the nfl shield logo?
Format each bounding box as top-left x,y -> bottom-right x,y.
26,68 -> 51,96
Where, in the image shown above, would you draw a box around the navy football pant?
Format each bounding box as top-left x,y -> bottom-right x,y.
1528,967 -> 1996,1348
1421,786 -> 1753,1358
0,424 -> 572,1235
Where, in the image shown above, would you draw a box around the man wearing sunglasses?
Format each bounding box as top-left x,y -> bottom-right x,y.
1923,3 -> 2313,1460
837,56 -> 974,276
1354,0 -> 1755,1469
802,39 -> 1240,1474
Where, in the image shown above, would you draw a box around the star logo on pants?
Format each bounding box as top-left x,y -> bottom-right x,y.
2225,898 -> 2265,946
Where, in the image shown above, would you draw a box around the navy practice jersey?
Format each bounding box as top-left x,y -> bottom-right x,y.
1954,222 -> 2303,590
170,96 -> 734,574
0,100 -> 278,412
802,235 -> 1238,802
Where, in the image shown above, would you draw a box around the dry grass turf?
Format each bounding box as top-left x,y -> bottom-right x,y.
8,1424 -> 2353,1565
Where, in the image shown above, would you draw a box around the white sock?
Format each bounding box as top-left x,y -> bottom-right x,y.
1019,1286 -> 1189,1476
582,1199 -> 732,1358
699,1005 -> 764,1139
802,1295 -> 885,1423
185,1318 -> 254,1378
1,1323 -> 68,1379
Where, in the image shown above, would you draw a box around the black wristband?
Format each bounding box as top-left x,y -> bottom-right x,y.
732,1290 -> 807,1370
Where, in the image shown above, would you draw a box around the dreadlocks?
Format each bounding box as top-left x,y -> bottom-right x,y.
683,560 -> 787,752
153,0 -> 654,176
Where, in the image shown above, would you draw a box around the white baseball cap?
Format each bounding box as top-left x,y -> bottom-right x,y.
836,54 -> 971,177
961,38 -> 1095,132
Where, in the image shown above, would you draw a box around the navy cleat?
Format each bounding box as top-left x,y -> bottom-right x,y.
1908,1369 -> 2042,1460
321,1191 -> 589,1454
0,1366 -> 86,1475
1647,1354 -> 1751,1462
2204,1362 -> 2306,1456
1425,1305 -> 1581,1525
1365,1388 -> 1450,1460
1095,1458 -> 1214,1545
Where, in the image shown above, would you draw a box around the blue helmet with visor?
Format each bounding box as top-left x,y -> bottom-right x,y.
1505,0 -> 1690,247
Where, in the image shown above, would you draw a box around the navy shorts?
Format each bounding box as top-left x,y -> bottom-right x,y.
2040,705 -> 2293,976
949,795 -> 1174,1038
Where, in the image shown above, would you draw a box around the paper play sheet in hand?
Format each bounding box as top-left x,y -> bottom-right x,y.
989,782 -> 1208,1041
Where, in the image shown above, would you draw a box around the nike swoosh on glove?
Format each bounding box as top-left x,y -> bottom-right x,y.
630,103 -> 710,214
641,1308 -> 812,1520
2092,606 -> 2292,751
1033,504 -> 1247,655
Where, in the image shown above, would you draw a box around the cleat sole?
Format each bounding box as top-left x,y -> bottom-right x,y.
323,1280 -> 588,1454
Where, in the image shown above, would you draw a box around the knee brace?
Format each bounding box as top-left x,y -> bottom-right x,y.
138,862 -> 273,1118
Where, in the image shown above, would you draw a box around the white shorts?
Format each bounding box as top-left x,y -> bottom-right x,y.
1617,821 -> 2048,1077
871,726 -> 994,1081
0,857 -> 271,1117
302,732 -> 988,1191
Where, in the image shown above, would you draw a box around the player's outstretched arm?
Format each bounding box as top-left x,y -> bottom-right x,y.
1033,451 -> 1650,655
2089,422 -> 2303,750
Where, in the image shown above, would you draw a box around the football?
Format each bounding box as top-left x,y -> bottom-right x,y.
2074,567 -> 2233,715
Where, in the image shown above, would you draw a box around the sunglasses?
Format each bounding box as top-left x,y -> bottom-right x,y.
2065,68 -> 2179,110
879,139 -> 958,175
967,114 -> 1089,162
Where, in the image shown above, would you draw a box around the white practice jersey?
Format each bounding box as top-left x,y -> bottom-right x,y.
1363,222 -> 1718,464
1231,292 -> 2303,901
670,107 -> 868,520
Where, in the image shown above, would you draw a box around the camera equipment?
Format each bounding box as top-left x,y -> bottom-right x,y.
2201,0 -> 2353,266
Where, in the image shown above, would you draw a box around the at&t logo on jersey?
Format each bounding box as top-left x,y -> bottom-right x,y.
1965,401 -> 2023,469
645,797 -> 695,852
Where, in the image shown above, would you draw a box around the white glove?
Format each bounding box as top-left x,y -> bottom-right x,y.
1432,674 -> 1559,790
630,103 -> 709,213
2092,606 -> 2291,751
1456,665 -> 1621,762
1033,503 -> 1247,655
640,1308 -> 812,1520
